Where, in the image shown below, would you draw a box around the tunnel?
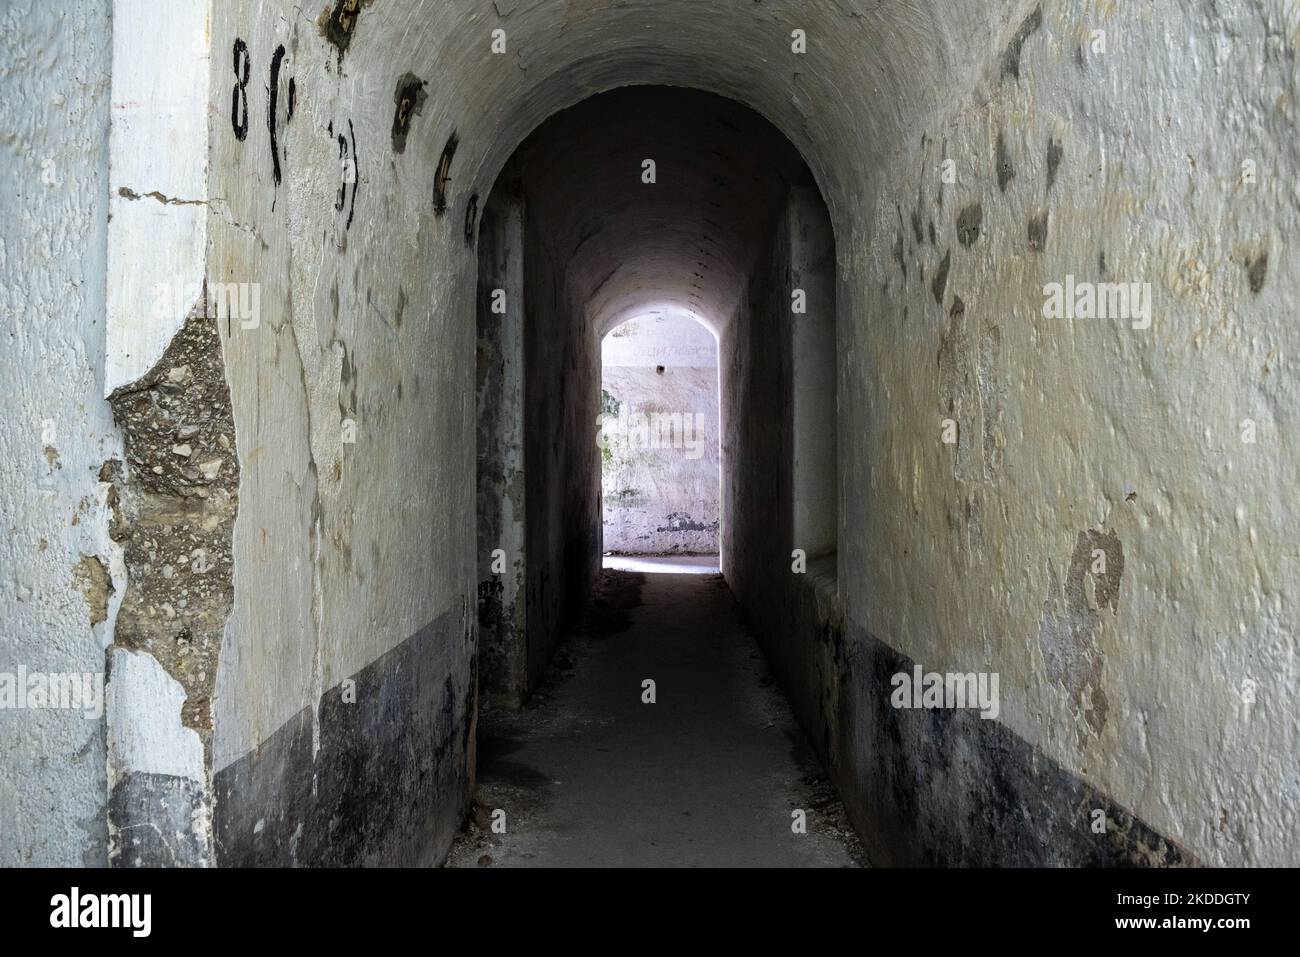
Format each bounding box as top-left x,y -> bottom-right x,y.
3,0 -> 1298,874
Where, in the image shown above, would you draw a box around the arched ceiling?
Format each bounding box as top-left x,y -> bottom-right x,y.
507,87 -> 809,336
323,0 -> 1027,240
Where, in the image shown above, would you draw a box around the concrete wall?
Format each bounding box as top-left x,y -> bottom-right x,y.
789,186 -> 838,560
477,183 -> 528,706
0,0 -> 117,868
201,0 -> 477,866
521,188 -> 602,694
836,0 -> 1299,867
724,186 -> 839,774
722,0 -> 1298,867
601,316 -> 720,555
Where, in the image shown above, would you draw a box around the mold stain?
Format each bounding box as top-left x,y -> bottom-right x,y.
1046,136 -> 1064,192
996,131 -> 1015,192
1027,210 -> 1049,251
956,203 -> 983,247
1001,3 -> 1043,81
1247,249 -> 1269,293
319,0 -> 371,66
465,193 -> 480,246
656,512 -> 719,534
911,183 -> 925,243
391,73 -> 428,154
931,249 -> 951,304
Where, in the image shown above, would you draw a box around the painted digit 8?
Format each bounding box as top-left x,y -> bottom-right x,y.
232,39 -> 251,141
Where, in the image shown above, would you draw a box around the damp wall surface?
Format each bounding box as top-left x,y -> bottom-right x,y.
521,187 -> 602,696
724,186 -> 839,777
477,185 -> 528,706
836,0 -> 1299,867
721,1 -> 1299,867
0,0 -> 117,868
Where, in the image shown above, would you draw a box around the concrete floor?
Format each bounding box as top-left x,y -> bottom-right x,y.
449,560 -> 864,867
602,555 -> 722,575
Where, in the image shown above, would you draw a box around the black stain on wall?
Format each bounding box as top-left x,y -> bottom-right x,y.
391,73 -> 428,154
464,192 -> 479,246
433,132 -> 459,216
335,120 -> 359,230
1046,136 -> 1064,192
996,131 -> 1015,192
214,611 -> 471,866
1001,4 -> 1043,81
1027,210 -> 1049,251
656,512 -> 720,534
931,249 -> 951,304
1247,249 -> 1269,293
109,773 -> 208,867
321,0 -> 365,65
956,203 -> 983,247
839,622 -> 1190,867
348,120 -> 358,229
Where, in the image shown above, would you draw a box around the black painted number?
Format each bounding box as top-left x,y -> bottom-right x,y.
232,39 -> 251,141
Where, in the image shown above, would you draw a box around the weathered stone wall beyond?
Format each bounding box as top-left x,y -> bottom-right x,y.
601,316 -> 721,555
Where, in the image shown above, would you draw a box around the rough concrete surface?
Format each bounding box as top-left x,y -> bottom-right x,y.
0,0 -> 117,867
449,564 -> 864,868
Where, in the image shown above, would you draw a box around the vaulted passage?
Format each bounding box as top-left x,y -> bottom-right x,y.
6,0 -> 1297,871
475,87 -> 832,712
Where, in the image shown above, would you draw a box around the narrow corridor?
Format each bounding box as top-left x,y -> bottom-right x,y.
450,561 -> 863,868
6,0 -> 1295,878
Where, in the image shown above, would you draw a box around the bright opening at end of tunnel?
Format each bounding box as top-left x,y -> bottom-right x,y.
600,314 -> 722,558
